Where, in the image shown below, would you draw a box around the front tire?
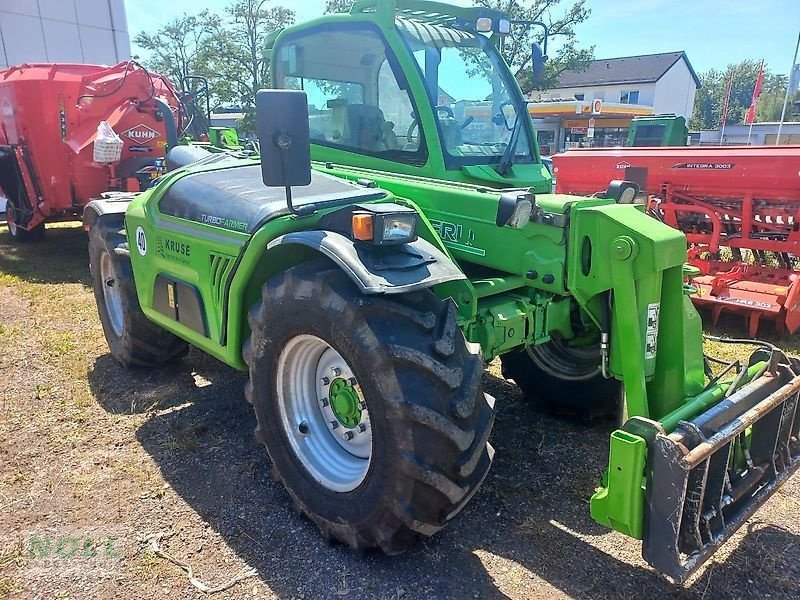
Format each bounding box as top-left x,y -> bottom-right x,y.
89,216 -> 188,367
501,336 -> 620,420
244,261 -> 495,554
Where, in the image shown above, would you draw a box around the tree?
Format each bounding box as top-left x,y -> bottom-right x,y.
755,74 -> 800,123
324,0 -> 353,12
134,1 -> 295,137
133,11 -> 223,94
209,0 -> 296,135
473,0 -> 594,92
689,61 -> 800,130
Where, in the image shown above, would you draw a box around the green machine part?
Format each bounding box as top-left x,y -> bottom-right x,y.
207,127 -> 241,149
258,0 -> 722,544
626,115 -> 689,147
105,0 -> 800,581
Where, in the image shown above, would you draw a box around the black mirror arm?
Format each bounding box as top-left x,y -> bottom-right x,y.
274,132 -> 296,214
510,20 -> 548,56
274,131 -> 316,217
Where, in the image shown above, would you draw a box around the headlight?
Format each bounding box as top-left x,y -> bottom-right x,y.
496,191 -> 535,228
382,215 -> 416,243
476,17 -> 493,32
498,19 -> 511,35
351,206 -> 419,245
606,180 -> 640,204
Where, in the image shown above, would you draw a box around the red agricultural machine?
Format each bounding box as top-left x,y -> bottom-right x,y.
553,145 -> 800,336
0,61 -> 181,240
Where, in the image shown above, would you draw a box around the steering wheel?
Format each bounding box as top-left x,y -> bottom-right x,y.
406,106 -> 473,143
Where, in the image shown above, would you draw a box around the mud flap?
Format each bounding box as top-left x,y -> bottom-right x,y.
641,354 -> 800,583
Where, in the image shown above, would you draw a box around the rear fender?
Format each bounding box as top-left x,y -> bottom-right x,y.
265,230 -> 466,294
82,194 -> 136,231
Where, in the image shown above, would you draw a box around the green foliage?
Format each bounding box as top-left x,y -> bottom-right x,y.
133,11 -> 223,91
689,60 -> 799,130
756,88 -> 800,122
473,0 -> 594,92
324,0 -> 354,12
133,0 -> 295,137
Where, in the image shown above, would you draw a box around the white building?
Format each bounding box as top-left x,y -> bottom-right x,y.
0,0 -> 130,69
539,51 -> 701,120
692,122 -> 800,146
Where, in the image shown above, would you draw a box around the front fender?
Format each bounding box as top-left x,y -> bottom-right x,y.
266,230 -> 465,294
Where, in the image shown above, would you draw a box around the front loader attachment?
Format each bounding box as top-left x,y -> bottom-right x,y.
644,353 -> 800,582
594,350 -> 800,583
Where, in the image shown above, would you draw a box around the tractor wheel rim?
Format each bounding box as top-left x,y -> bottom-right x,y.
100,251 -> 124,338
276,334 -> 372,492
526,335 -> 601,381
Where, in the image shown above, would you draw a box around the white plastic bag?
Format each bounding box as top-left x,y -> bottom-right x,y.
93,120 -> 123,164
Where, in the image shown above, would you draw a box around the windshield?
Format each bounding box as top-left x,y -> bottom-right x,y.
397,19 -> 533,166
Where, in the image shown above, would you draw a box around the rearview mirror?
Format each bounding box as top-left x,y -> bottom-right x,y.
531,43 -> 548,81
256,89 -> 311,188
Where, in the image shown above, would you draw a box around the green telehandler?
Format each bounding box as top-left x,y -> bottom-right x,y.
86,0 -> 800,583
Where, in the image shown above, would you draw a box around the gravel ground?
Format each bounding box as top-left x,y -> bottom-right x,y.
1,225 -> 799,599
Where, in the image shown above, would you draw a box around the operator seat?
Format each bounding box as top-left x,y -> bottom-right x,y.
343,105 -> 397,151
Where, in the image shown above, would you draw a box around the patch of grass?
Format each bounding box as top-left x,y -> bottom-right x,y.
0,576 -> 19,598
43,332 -> 75,358
0,324 -> 19,339
0,540 -> 25,597
134,548 -> 172,581
72,474 -> 94,498
7,471 -> 33,485
0,272 -> 21,286
163,423 -> 207,453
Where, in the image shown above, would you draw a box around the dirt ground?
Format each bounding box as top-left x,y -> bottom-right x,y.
1,224 -> 799,600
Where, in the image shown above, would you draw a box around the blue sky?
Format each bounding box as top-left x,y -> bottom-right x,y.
125,0 -> 800,76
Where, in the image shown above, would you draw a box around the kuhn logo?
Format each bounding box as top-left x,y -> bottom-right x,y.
122,124 -> 160,142
614,161 -> 632,170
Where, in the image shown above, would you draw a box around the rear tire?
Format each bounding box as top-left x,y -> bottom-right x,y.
5,201 -> 45,242
89,216 -> 188,367
501,337 -> 620,420
244,260 -> 495,554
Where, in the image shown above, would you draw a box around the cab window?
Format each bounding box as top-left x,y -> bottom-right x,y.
275,25 -> 426,164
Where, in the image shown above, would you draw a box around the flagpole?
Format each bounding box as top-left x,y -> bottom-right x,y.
720,69 -> 733,145
776,29 -> 800,145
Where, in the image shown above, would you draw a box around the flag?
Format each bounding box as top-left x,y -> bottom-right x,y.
720,69 -> 734,128
746,61 -> 765,124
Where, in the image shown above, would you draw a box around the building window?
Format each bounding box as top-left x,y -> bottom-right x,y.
574,93 -> 584,101
620,90 -> 639,104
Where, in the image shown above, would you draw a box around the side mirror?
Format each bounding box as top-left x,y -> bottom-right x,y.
531,43 -> 548,81
256,89 -> 311,189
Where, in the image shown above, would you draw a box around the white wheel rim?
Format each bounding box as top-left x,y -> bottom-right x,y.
100,251 -> 124,337
276,334 -> 372,492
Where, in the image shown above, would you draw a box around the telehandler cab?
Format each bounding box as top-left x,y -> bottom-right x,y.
86,0 -> 800,583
